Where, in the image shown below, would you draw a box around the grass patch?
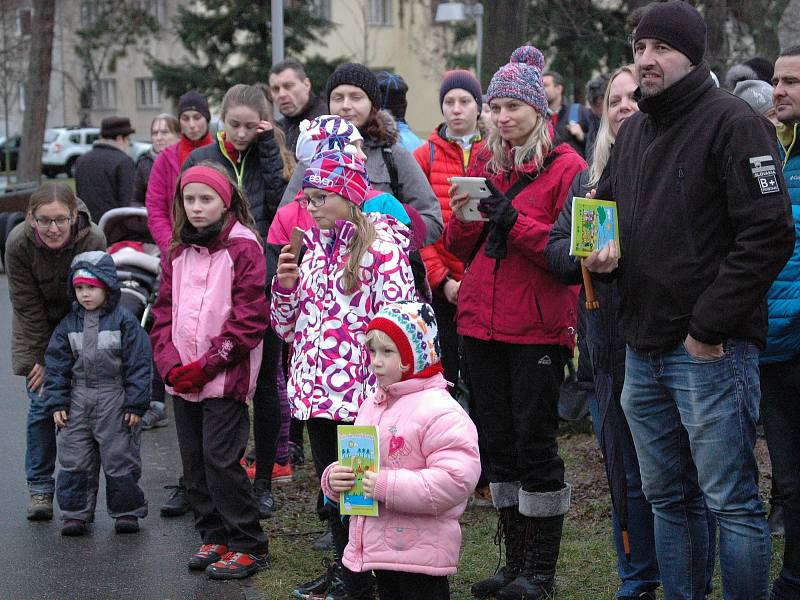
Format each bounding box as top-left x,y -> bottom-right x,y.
254,425 -> 785,599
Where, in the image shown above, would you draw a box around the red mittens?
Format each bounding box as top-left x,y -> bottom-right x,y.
170,361 -> 212,394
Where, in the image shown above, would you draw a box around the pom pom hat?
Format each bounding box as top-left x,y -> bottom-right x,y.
486,46 -> 550,117
295,115 -> 363,164
366,301 -> 443,382
302,149 -> 371,207
72,267 -> 106,290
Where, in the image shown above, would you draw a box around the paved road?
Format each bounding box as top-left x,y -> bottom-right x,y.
0,274 -> 261,600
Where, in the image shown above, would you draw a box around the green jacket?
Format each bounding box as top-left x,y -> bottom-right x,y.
5,200 -> 106,375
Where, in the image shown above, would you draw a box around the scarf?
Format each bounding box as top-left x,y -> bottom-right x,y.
180,216 -> 225,247
178,132 -> 213,167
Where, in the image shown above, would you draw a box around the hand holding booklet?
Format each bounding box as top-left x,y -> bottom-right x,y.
569,197 -> 621,258
337,425 -> 380,517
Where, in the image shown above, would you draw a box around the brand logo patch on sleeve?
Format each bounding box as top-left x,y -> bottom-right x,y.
749,155 -> 781,195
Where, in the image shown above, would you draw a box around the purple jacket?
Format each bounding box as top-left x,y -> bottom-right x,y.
321,373 -> 480,576
149,218 -> 268,403
145,143 -> 180,254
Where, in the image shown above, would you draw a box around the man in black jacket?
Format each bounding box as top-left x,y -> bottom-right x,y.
75,116 -> 135,222
268,59 -> 328,152
586,2 -> 794,599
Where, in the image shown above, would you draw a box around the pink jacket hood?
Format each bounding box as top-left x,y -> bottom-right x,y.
321,373 -> 481,576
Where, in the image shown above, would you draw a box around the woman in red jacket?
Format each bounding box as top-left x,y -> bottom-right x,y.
445,46 -> 585,600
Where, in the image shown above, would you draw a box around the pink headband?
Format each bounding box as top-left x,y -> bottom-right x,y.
181,165 -> 233,208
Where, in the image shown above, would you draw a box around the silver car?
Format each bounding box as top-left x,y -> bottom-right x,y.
42,127 -> 150,178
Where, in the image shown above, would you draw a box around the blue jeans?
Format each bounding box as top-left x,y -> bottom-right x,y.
25,384 -> 56,494
621,340 -> 771,600
587,390 -> 660,598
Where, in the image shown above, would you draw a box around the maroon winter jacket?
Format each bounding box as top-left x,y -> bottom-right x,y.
444,141 -> 585,347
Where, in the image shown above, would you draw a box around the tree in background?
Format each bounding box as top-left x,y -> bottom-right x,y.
17,0 -> 54,183
0,2 -> 30,175
150,1 -> 344,104
73,1 -> 160,126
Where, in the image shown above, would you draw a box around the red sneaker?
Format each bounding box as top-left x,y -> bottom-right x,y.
240,458 -> 256,480
271,462 -> 293,483
206,551 -> 271,580
188,543 -> 228,570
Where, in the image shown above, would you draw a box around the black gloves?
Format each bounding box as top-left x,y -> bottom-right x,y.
481,180 -> 518,261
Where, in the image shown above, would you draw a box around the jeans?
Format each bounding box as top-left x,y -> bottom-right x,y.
621,340 -> 770,600
587,391 -> 660,598
26,384 -> 56,494
760,355 -> 800,595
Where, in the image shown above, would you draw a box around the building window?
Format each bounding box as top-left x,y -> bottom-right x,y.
368,0 -> 392,26
135,78 -> 161,107
309,0 -> 331,20
16,8 -> 32,36
80,2 -> 97,26
18,84 -> 25,111
95,79 -> 117,109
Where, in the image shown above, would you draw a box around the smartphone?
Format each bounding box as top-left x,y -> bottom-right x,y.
288,227 -> 305,264
449,176 -> 490,222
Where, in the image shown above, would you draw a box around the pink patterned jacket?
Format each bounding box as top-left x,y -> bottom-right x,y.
270,215 -> 415,421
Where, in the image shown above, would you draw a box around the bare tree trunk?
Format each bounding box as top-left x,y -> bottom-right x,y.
18,0 -> 55,184
704,0 -> 728,73
481,0 -> 528,88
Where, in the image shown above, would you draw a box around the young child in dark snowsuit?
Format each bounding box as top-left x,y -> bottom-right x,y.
45,250 -> 151,536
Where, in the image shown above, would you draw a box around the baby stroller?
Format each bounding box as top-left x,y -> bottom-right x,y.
98,207 -> 161,329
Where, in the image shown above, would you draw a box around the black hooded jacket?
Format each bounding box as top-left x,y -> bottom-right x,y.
595,63 -> 794,351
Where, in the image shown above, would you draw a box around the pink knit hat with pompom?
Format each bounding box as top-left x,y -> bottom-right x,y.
486,46 -> 549,117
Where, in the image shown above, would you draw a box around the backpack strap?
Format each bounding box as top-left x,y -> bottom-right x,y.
428,141 -> 435,171
381,147 -> 402,200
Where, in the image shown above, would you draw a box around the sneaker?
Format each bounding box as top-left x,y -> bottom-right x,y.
188,543 -> 229,570
288,441 -> 305,466
206,551 -> 271,580
141,403 -> 169,429
115,516 -> 140,534
27,493 -> 53,521
240,457 -> 256,480
61,519 -> 87,536
324,575 -> 349,600
293,559 -> 336,598
312,525 -> 333,552
768,504 -> 786,537
253,479 -> 276,519
161,478 -> 190,517
472,486 -> 494,509
272,462 -> 293,483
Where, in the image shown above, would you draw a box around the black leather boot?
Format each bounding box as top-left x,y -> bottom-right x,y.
471,506 -> 526,598
496,514 -> 564,600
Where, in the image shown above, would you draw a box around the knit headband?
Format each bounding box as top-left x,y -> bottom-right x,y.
181,165 -> 233,208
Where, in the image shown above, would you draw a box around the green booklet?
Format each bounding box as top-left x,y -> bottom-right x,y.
570,197 -> 621,257
337,425 -> 380,517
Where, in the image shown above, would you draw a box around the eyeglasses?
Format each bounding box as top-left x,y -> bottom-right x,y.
33,216 -> 72,230
297,193 -> 330,209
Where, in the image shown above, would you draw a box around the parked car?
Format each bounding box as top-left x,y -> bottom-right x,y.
42,127 -> 151,178
0,135 -> 21,171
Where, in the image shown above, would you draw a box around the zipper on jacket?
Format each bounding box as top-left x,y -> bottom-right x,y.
533,292 -> 544,322
218,135 -> 253,188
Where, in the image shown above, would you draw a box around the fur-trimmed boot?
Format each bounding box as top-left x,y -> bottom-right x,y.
496,486 -> 570,600
471,482 -> 525,598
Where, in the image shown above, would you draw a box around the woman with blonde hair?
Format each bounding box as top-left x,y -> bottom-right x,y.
445,46 -> 586,600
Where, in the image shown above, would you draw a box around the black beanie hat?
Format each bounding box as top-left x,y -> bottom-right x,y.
377,71 -> 409,121
177,90 -> 211,122
634,0 -> 707,65
326,63 -> 383,109
439,70 -> 483,113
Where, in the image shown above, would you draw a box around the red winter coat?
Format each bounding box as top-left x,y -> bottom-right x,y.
413,126 -> 486,291
444,141 -> 585,346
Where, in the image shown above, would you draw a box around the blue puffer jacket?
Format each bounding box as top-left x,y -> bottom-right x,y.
763,122 -> 800,364
44,251 -> 152,415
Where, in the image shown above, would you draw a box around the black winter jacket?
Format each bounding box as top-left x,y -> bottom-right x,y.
596,63 -> 795,351
75,141 -> 135,221
279,94 -> 329,153
546,170 -> 625,394
132,149 -> 156,207
184,130 -> 286,240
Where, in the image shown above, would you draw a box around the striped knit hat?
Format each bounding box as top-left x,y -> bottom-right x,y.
302,149 -> 371,207
486,46 -> 549,117
367,302 -> 443,381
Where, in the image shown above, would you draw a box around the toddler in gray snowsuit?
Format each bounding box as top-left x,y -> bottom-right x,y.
45,250 -> 151,536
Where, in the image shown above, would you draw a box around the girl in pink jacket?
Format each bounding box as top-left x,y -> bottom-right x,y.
149,162 -> 270,580
323,301 -> 481,600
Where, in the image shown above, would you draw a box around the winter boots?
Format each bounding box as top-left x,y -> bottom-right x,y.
472,484 -> 570,600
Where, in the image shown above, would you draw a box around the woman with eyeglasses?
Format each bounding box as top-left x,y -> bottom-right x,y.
5,182 -> 106,522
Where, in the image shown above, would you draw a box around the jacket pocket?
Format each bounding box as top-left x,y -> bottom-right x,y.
384,517 -> 420,551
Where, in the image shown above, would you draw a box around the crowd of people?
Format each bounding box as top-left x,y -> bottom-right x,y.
5,1 -> 800,599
